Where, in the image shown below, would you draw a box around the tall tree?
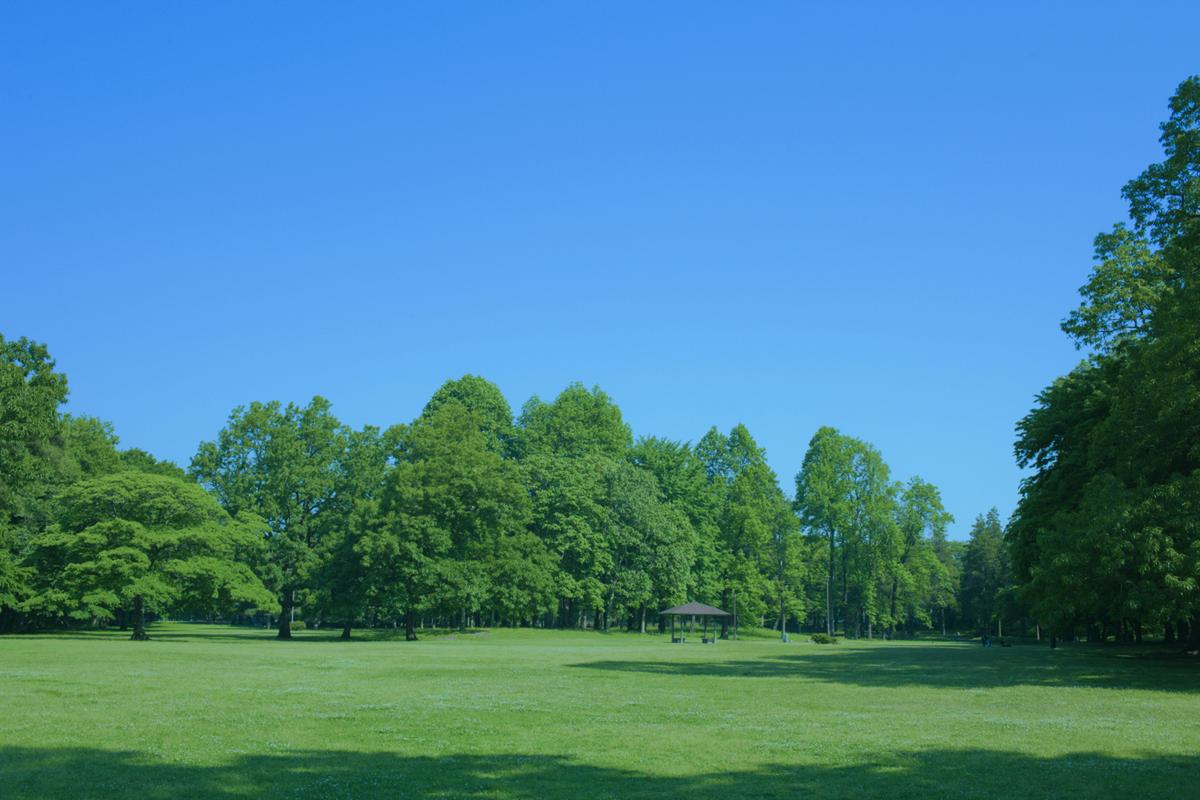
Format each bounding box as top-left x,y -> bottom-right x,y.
0,336 -> 68,627
422,375 -> 516,455
310,425 -> 390,639
366,402 -> 530,639
960,509 -> 1010,638
795,427 -> 856,636
888,477 -> 953,637
518,383 -> 632,460
1012,77 -> 1200,646
190,397 -> 349,638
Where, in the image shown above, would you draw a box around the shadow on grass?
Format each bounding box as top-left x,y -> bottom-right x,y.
571,644 -> 1200,692
0,746 -> 1194,800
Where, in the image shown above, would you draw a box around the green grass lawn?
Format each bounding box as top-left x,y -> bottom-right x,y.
2,624 -> 1197,799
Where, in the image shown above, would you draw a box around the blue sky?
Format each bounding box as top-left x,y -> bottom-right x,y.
3,4 -> 1197,536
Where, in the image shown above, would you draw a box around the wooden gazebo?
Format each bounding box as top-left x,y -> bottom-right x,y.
661,601 -> 732,644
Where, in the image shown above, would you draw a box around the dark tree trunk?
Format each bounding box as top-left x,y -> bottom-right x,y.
130,595 -> 149,641
826,529 -> 835,637
405,607 -> 418,641
277,592 -> 293,640
340,621 -> 352,640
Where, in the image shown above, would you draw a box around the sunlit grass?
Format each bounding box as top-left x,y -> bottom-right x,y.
1,624 -> 1197,799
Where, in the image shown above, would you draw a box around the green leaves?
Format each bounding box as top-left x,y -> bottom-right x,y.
1014,75 -> 1200,642
24,472 -> 276,629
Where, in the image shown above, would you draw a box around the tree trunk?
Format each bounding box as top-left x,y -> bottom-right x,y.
639,605 -> 646,634
130,595 -> 149,641
340,621 -> 352,640
405,607 -> 418,641
277,592 -> 293,639
887,577 -> 898,639
826,529 -> 835,637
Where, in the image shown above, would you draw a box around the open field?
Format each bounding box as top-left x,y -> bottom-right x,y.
2,625 -> 1197,799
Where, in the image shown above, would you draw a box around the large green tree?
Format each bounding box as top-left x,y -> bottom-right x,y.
24,472 -> 275,639
366,402 -> 531,639
190,397 -> 350,638
0,336 -> 68,625
960,509 -> 1010,638
1011,77 -> 1200,646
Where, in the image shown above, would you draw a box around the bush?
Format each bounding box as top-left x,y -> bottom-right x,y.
290,620 -> 307,631
810,632 -> 838,644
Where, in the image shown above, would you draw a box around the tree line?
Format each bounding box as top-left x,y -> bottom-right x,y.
1009,76 -> 1200,648
6,78 -> 1194,647
1,349 -> 1011,641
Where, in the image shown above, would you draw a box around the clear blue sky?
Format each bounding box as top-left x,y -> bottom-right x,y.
3,4 -> 1197,537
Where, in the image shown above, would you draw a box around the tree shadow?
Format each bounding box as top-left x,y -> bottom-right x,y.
570,643 -> 1200,692
0,746 -> 1194,799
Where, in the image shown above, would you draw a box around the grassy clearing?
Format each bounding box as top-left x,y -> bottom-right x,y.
1,624 -> 1197,799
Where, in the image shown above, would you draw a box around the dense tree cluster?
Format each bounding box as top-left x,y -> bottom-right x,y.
8,78 -> 1194,645
0,342 -> 974,640
1010,77 -> 1200,647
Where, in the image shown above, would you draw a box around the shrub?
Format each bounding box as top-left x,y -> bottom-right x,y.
810,632 -> 838,644
291,620 -> 307,631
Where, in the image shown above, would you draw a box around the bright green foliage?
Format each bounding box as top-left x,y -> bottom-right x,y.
960,509 -> 1011,636
524,452 -> 612,625
22,472 -> 275,639
0,336 -> 68,517
599,462 -> 695,631
518,383 -> 632,459
0,337 -> 68,618
1061,224 -> 1170,352
1123,76 -> 1200,249
795,427 -> 856,636
630,436 -> 724,607
118,448 -> 190,480
796,427 -> 903,637
366,402 -> 532,638
309,425 -> 389,638
488,530 -> 559,626
422,374 -> 516,454
887,478 -> 954,636
190,396 -> 350,638
694,425 -> 789,632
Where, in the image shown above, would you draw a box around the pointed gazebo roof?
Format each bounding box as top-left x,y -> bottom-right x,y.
660,601 -> 731,617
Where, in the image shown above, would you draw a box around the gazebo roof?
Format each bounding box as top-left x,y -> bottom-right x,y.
660,601 -> 731,617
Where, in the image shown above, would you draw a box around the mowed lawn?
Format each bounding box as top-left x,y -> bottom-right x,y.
1,625 -> 1197,799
